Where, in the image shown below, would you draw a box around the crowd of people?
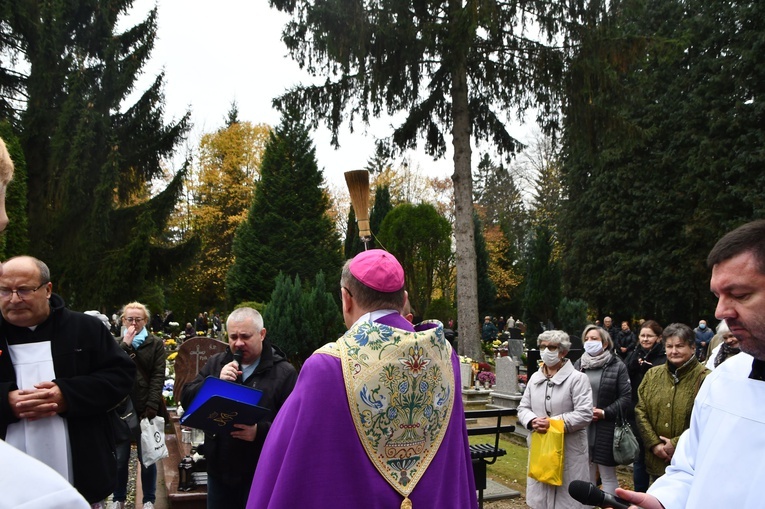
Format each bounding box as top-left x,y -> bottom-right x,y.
2,132 -> 765,509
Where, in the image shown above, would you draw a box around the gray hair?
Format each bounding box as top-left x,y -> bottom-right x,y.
84,310 -> 111,330
4,256 -> 51,284
340,258 -> 406,312
716,320 -> 729,334
663,323 -> 694,347
227,307 -> 264,331
582,324 -> 613,350
537,330 -> 572,353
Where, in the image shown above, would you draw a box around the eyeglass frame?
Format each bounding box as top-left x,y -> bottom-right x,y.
123,316 -> 146,324
0,283 -> 47,300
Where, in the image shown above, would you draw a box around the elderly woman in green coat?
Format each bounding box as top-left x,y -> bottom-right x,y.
635,323 -> 709,482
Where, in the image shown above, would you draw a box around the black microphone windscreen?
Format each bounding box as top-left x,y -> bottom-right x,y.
568,480 -> 603,506
233,350 -> 243,367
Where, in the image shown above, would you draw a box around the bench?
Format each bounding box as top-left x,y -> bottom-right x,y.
465,408 -> 517,509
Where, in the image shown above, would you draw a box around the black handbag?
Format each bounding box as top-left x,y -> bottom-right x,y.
612,400 -> 639,465
111,395 -> 140,443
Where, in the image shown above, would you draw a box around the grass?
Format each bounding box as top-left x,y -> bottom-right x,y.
469,433 -> 529,495
469,431 -> 635,496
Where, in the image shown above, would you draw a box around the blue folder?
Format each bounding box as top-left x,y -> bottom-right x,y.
181,376 -> 269,433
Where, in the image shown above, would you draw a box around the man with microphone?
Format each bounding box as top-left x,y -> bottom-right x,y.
180,307 -> 297,509
615,219 -> 765,508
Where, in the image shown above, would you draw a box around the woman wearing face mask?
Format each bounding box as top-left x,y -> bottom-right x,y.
110,302 -> 167,509
624,320 -> 666,492
518,330 -> 593,508
573,324 -> 632,499
634,323 -> 709,484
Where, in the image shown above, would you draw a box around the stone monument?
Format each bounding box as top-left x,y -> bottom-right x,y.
459,362 -> 473,389
173,336 -> 228,404
488,355 -> 522,410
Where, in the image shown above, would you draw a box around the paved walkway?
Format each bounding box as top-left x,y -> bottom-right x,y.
124,451 -> 169,509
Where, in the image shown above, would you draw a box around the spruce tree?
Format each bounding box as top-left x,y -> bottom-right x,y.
1,1 -> 193,309
343,207 -> 364,259
227,108 -> 342,305
369,185 -> 392,249
263,271 -> 342,367
262,273 -> 304,361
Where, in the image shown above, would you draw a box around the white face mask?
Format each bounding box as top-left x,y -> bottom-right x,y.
584,341 -> 604,356
541,348 -> 561,367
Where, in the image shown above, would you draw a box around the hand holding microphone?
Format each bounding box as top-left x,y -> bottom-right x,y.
232,350 -> 243,383
569,480 -> 631,509
221,351 -> 244,382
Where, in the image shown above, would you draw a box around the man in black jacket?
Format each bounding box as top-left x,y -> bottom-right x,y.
0,255 -> 136,505
181,307 -> 297,509
615,320 -> 637,359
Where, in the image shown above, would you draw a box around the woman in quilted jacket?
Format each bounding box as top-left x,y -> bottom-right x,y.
574,324 -> 632,498
634,323 -> 709,483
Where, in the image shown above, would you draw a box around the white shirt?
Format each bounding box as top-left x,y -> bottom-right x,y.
648,351 -> 759,508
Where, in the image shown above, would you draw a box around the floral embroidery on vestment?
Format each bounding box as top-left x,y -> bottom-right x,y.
320,320 -> 454,500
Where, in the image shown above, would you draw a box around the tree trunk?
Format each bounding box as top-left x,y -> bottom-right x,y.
450,33 -> 481,360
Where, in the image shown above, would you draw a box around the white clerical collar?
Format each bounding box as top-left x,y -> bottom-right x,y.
350,309 -> 398,330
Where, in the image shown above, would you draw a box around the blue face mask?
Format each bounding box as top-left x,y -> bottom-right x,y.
699,323 -> 706,330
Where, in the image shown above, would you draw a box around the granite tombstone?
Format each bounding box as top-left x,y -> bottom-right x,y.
173,336 -> 228,405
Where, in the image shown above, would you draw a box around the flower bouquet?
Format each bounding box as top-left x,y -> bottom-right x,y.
477,370 -> 496,387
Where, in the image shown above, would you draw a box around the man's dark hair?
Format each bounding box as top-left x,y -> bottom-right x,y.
340,260 -> 406,312
707,219 -> 765,274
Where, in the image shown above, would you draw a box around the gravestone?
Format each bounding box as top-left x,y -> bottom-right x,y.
488,356 -> 522,410
459,362 -> 473,389
173,336 -> 228,404
507,339 -> 524,361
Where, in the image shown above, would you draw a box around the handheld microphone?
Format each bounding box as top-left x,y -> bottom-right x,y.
233,350 -> 243,383
568,480 -> 631,509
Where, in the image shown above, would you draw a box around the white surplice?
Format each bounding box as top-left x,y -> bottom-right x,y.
6,341 -> 73,482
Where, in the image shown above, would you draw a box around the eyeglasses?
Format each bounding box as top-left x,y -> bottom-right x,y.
124,317 -> 145,323
540,344 -> 559,351
0,283 -> 46,300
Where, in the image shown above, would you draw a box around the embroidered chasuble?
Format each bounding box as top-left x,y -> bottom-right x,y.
317,319 -> 455,507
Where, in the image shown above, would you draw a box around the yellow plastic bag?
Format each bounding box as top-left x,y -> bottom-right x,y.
528,418 -> 565,486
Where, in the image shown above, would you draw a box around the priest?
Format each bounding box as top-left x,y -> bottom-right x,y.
247,249 -> 477,509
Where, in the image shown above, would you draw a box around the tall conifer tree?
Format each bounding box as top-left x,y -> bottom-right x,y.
1,1 -> 193,308
227,108 -> 342,305
268,0 -> 568,359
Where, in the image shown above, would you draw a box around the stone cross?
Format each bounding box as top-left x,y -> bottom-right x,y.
190,345 -> 205,373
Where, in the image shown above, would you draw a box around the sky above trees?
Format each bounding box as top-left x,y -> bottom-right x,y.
121,0 -> 535,190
